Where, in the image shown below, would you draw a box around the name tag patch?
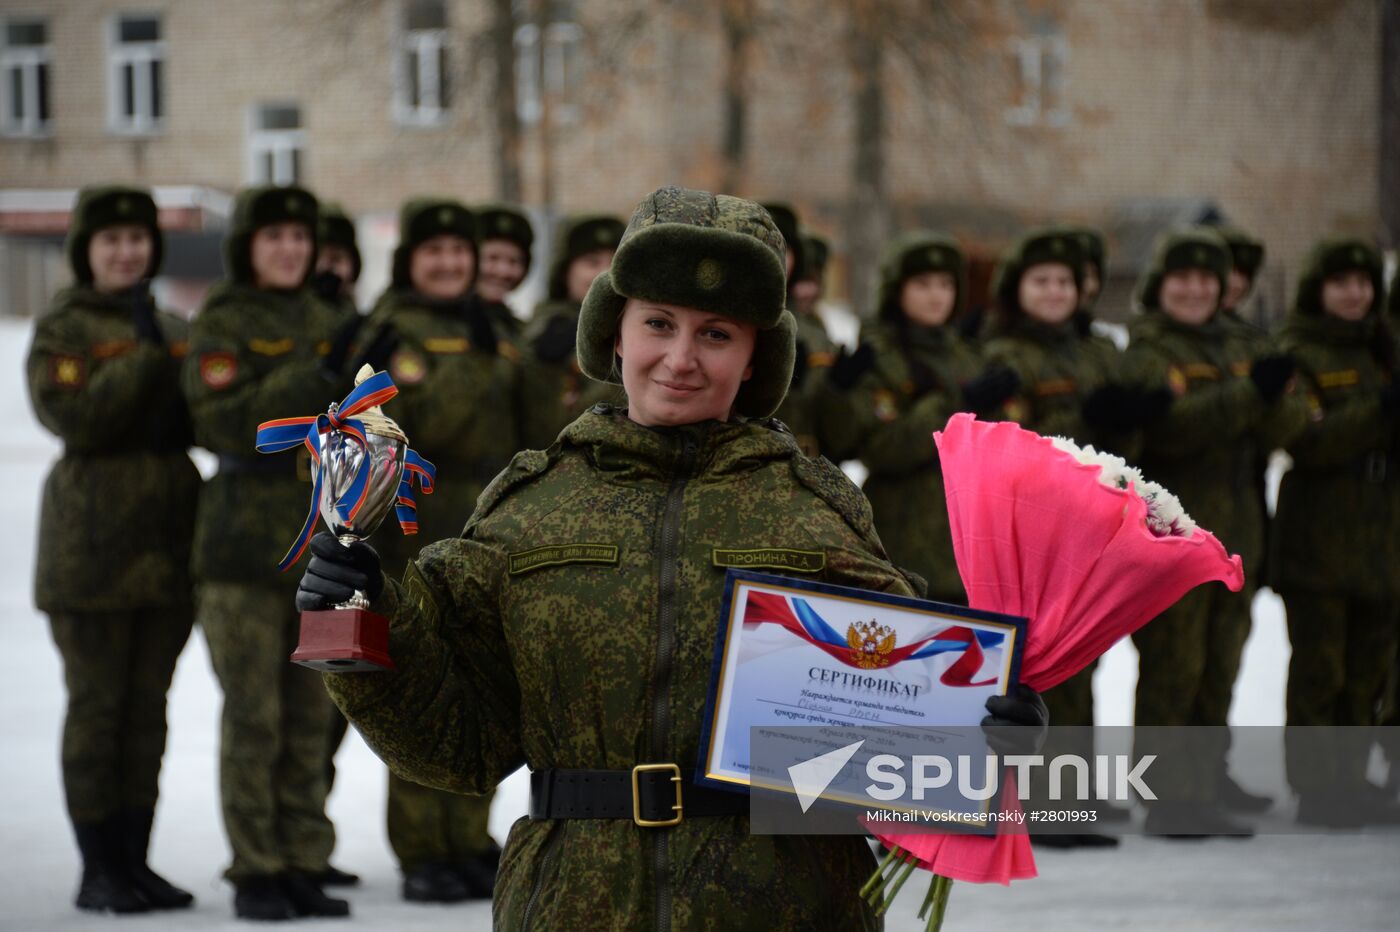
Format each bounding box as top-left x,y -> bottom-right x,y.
509,543 -> 619,575
711,548 -> 825,573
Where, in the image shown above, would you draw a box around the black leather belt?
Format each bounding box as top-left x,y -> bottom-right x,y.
529,766 -> 747,826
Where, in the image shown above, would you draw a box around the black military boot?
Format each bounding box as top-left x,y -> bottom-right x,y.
280,871 -> 350,918
118,808 -> 194,909
313,865 -> 360,887
1217,772 -> 1272,814
233,874 -> 297,921
1031,832 -> 1120,849
73,820 -> 149,914
402,862 -> 473,903
1144,801 -> 1255,840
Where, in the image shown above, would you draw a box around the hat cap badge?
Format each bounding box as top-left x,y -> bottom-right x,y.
438,207 -> 453,226
695,258 -> 725,291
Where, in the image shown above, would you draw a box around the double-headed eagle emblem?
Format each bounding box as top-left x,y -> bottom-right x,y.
847,619 -> 896,669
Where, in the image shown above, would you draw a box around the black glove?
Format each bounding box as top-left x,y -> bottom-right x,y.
353,325 -> 400,374
981,684 -> 1049,758
311,269 -> 346,304
321,315 -> 364,380
790,339 -> 809,389
960,366 -> 1021,412
1249,354 -> 1295,402
1082,384 -> 1174,433
1135,385 -> 1176,424
129,288 -> 164,346
1381,382 -> 1400,417
532,315 -> 578,363
296,532 -> 384,613
827,342 -> 876,391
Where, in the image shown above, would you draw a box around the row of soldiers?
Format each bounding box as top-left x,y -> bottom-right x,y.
26,183 -> 1399,918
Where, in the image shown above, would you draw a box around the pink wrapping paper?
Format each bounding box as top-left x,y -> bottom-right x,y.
872,414 -> 1245,884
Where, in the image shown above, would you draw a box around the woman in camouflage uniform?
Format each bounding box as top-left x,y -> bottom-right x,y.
1124,227 -> 1305,839
183,185 -> 352,920
519,213 -> 626,450
1273,239 -> 1400,827
845,232 -> 1018,604
357,197 -> 523,903
28,186 -> 200,915
298,187 -> 1046,930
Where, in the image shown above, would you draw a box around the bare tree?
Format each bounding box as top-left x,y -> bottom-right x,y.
491,0 -> 524,202
719,0 -> 756,194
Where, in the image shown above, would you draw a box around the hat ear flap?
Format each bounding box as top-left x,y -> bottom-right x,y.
733,310 -> 796,419
576,271 -> 628,383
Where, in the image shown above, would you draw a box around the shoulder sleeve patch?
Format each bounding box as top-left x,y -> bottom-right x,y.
199,351 -> 238,389
401,559 -> 444,629
49,354 -> 87,390
789,453 -> 879,547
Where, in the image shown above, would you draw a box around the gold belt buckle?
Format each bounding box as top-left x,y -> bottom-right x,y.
632,763 -> 683,827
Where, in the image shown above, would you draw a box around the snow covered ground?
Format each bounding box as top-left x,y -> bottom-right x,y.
0,316 -> 1395,931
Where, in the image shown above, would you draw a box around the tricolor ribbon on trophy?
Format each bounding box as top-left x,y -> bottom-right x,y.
254,365 -> 437,671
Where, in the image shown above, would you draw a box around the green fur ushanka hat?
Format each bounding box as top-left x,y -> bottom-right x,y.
391,198 -> 476,290
1216,225 -> 1265,280
546,213 -> 626,301
1292,238 -> 1384,317
1067,226 -> 1106,277
577,185 -> 795,419
992,227 -> 1085,315
224,184 -> 319,285
475,202 -> 535,275
876,231 -> 967,321
760,201 -> 806,283
67,185 -> 163,284
798,231 -> 829,283
318,201 -> 361,282
1134,227 -> 1232,312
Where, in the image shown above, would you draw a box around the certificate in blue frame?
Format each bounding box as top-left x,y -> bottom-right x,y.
694,569 -> 1027,814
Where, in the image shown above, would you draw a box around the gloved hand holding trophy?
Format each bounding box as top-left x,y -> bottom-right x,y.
255,365 -> 435,671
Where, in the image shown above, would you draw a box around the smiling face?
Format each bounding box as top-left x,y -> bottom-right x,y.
1320,269 -> 1374,322
88,224 -> 154,292
898,271 -> 958,327
250,222 -> 313,291
614,299 -> 758,427
1159,267 -> 1221,326
1018,262 -> 1078,324
475,238 -> 528,302
410,234 -> 475,301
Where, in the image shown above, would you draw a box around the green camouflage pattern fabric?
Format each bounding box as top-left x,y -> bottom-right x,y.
519,299 -> 622,451
839,320 -> 981,602
28,286 -> 200,611
48,608 -> 191,823
624,187 -> 787,261
772,308 -> 840,457
200,581 -> 337,881
359,288 -> 523,573
1270,310 -> 1399,599
325,407 -> 919,930
183,281 -> 345,585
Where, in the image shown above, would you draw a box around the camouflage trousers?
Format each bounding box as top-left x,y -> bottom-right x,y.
199,582 -> 337,881
1131,582 -> 1253,803
48,606 -> 192,824
1282,591 -> 1400,792
387,773 -> 495,871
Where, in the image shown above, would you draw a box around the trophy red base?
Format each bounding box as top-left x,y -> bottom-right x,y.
291,608 -> 395,672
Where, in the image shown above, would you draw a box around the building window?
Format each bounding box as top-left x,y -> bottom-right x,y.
108,14 -> 164,134
394,0 -> 450,125
515,15 -> 581,126
1005,34 -> 1069,127
248,104 -> 305,185
1,19 -> 50,136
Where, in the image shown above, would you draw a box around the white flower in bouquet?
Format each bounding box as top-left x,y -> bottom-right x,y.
1048,435 -> 1197,539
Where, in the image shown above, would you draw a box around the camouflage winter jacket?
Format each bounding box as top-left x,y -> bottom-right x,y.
326,407 -> 919,931
28,286 -> 200,611
843,320 -> 982,602
1270,311 -> 1399,598
360,288 -> 524,573
1123,312 -> 1306,574
772,309 -> 840,458
183,281 -> 345,587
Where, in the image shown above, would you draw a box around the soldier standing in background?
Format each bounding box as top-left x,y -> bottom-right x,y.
183,186 -> 353,919
356,198 -> 522,902
473,203 -> 535,339
519,213 -> 625,450
27,186 -> 200,914
844,232 -> 1018,603
311,203 -> 362,317
1273,239 -> 1400,827
1124,228 -> 1306,839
